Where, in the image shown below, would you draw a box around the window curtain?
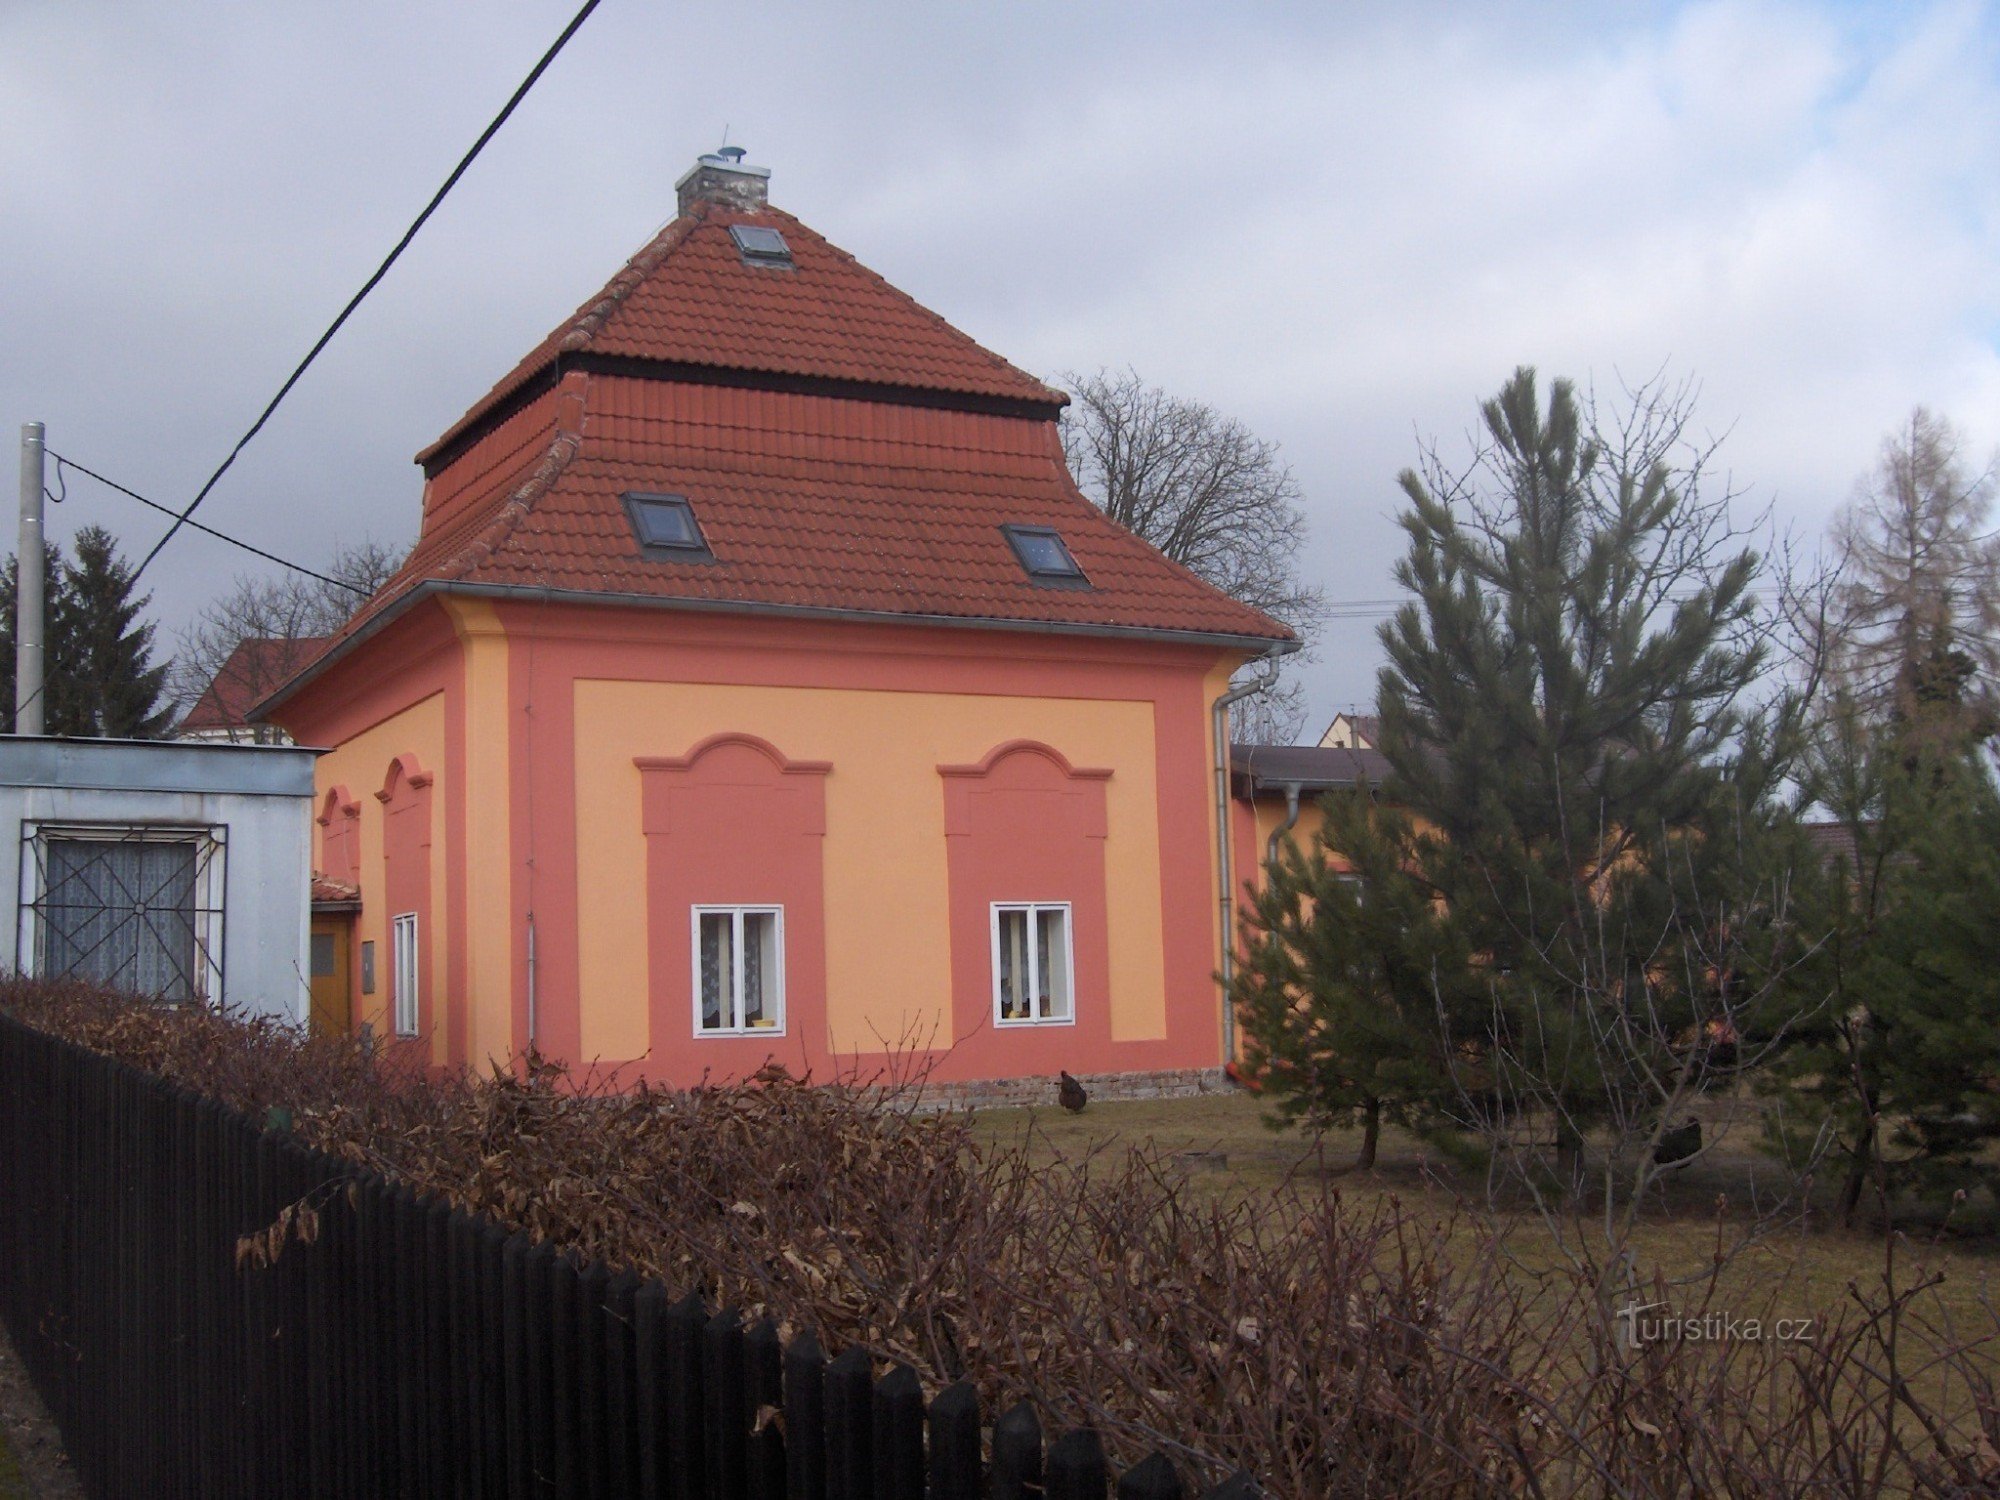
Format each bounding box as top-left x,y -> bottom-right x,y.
43,839 -> 199,1001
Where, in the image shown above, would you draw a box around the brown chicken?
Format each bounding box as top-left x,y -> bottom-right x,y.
1058,1070 -> 1088,1113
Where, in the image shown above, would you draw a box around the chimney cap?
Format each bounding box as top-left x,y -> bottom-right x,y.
676,144 -> 771,215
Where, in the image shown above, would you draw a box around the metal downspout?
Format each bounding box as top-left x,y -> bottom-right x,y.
1266,781 -> 1304,865
1213,647 -> 1287,1067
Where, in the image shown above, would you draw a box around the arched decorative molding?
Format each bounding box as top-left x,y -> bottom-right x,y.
317,783 -> 365,891
936,738 -> 1111,785
937,739 -> 1111,838
317,785 -> 360,827
375,753 -> 435,804
636,731 -> 833,780
635,734 -> 832,838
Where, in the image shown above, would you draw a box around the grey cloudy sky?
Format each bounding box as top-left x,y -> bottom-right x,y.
4,0 -> 1996,730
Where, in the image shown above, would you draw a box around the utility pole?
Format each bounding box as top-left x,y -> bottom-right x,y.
16,422 -> 45,735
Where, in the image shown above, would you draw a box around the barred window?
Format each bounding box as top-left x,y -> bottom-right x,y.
25,827 -> 224,1004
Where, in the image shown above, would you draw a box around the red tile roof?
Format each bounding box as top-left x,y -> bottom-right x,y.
271,188 -> 1290,704
179,636 -> 328,732
310,874 -> 361,908
420,202 -> 1064,468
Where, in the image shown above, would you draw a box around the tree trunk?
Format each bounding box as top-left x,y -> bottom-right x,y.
1838,1126 -> 1875,1230
1554,1122 -> 1585,1204
1357,1098 -> 1381,1171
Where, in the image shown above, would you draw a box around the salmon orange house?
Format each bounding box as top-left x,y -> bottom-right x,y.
262,150 -> 1295,1093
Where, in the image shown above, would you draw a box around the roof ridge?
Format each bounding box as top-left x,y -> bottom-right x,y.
438,421 -> 584,583
765,210 -> 1061,401
557,207 -> 704,356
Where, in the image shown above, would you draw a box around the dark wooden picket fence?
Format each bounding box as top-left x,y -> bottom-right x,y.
0,1014 -> 1254,1498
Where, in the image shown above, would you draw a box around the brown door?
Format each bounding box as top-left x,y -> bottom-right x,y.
308,916 -> 353,1037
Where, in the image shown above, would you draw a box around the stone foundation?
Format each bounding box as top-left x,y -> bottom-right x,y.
906,1066 -> 1234,1114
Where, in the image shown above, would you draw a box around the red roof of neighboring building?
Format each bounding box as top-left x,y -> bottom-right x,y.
310,874 -> 361,908
266,168 -> 1290,710
180,636 -> 328,733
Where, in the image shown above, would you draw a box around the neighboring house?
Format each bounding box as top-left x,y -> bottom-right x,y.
260,149 -> 1293,1088
1317,711 -> 1380,750
177,636 -> 328,744
0,736 -> 315,1021
1230,741 -> 1392,871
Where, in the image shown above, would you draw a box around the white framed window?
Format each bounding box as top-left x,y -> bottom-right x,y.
19,822 -> 226,1005
692,906 -> 785,1036
991,902 -> 1074,1026
391,912 -> 420,1037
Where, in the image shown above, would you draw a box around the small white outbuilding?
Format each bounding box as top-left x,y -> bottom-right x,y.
0,736 -> 316,1023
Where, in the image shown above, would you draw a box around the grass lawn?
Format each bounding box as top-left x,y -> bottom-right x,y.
969,1089 -> 2000,1365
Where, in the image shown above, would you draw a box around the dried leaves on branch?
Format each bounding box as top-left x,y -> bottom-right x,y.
8,979 -> 1998,1498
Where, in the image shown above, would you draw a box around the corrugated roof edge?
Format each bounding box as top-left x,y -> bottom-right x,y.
255,580 -> 1298,721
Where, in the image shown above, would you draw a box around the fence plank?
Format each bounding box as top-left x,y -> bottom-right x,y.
823,1346 -> 873,1500
603,1270 -> 642,1500
702,1307 -> 748,1500
632,1281 -> 670,1500
501,1232 -> 536,1498
1118,1451 -> 1186,1500
742,1316 -> 785,1500
873,1363 -> 925,1500
477,1222 -> 512,1500
548,1251 -> 583,1494
992,1401 -> 1045,1500
1198,1472 -> 1260,1499
927,1380 -> 982,1500
782,1327 -> 828,1500
577,1260 -> 611,1500
1049,1428 -> 1110,1500
663,1290 -> 709,1500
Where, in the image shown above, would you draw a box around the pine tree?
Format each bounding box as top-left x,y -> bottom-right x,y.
1865,760 -> 2000,1207
58,527 -> 171,738
0,529 -> 170,738
1232,789 -> 1471,1168
1377,367 -> 1809,1197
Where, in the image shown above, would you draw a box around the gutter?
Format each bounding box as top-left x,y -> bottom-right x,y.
257,578 -> 1293,719
1211,645 -> 1292,1068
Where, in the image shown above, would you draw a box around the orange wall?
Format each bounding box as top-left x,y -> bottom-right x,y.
283,594 -> 1250,1085
500,602 -> 1238,1086
279,604 -> 461,1066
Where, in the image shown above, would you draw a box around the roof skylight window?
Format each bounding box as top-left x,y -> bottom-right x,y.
622,492 -> 714,562
728,224 -> 793,268
1001,524 -> 1090,588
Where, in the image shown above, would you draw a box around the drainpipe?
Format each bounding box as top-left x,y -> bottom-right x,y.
525,913 -> 539,1051
1266,781 -> 1304,865
1212,646 -> 1287,1066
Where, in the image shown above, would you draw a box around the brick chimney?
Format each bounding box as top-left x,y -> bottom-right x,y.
676,146 -> 770,215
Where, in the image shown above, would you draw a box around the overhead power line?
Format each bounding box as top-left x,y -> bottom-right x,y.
132,0 -> 606,586
46,452 -> 368,595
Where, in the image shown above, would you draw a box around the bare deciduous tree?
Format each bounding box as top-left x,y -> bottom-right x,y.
170,540 -> 406,740
1828,407 -> 2000,734
1061,369 -> 1322,741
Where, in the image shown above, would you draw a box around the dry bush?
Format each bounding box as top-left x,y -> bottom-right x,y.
6,978 -> 1997,1497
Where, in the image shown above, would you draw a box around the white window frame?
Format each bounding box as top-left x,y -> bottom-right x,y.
690,905 -> 787,1038
17,820 -> 228,1006
990,901 -> 1076,1027
391,912 -> 420,1038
